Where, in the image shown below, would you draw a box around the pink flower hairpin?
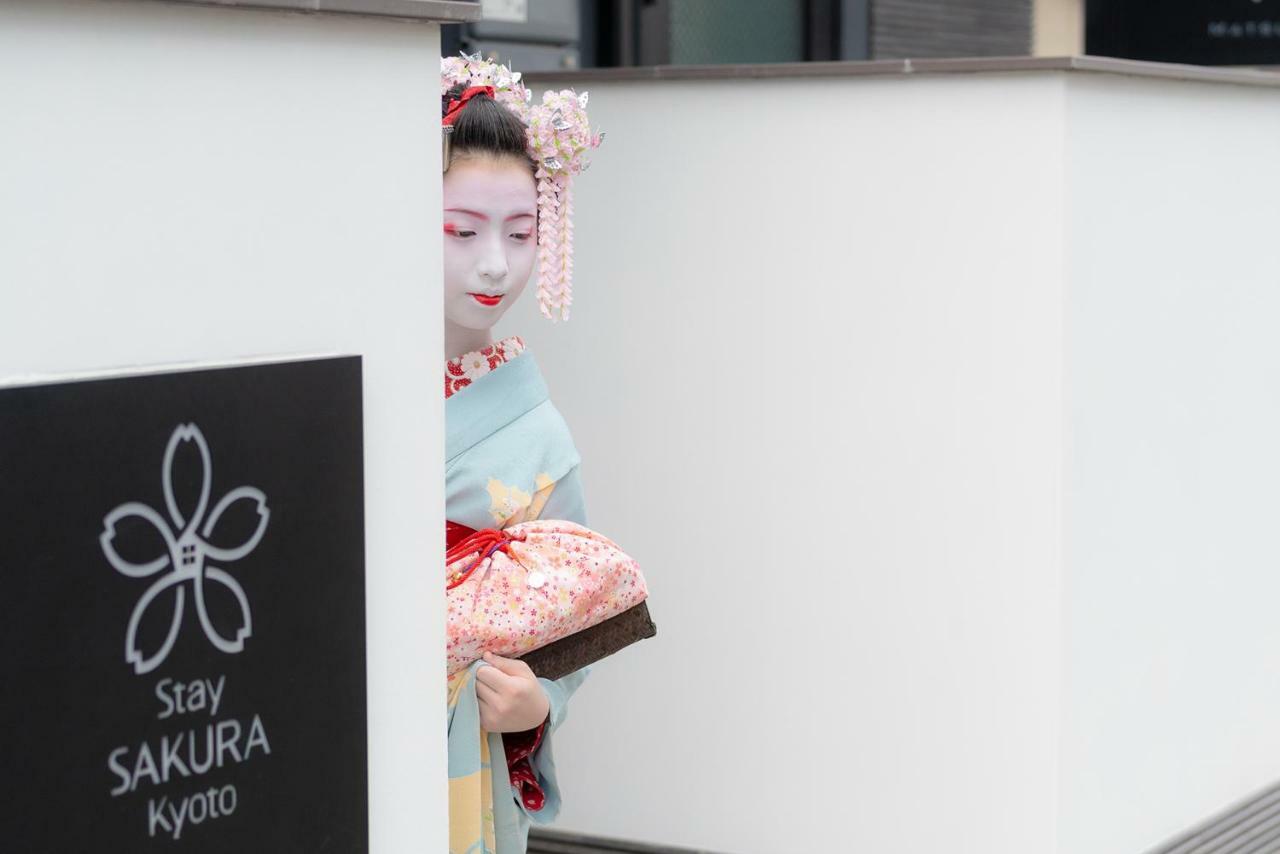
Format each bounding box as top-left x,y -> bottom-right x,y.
441,52 -> 605,323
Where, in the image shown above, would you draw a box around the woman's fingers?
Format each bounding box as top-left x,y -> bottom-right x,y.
476,679 -> 507,730
482,651 -> 532,678
476,661 -> 513,691
476,678 -> 499,705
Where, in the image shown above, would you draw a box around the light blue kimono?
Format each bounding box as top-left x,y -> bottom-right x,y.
446,348 -> 591,852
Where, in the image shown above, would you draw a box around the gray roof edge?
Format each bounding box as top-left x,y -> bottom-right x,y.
517,54 -> 1280,89
152,0 -> 482,22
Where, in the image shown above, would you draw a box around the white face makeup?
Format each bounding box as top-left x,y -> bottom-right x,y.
442,156 -> 538,337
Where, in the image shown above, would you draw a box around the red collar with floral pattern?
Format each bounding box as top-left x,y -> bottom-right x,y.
444,335 -> 526,399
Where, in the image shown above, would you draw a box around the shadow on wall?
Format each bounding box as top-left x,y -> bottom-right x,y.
531,827 -> 730,853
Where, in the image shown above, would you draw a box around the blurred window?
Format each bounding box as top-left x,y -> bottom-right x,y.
669,0 -> 807,64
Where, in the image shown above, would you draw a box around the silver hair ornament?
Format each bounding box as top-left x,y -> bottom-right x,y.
441,125 -> 454,173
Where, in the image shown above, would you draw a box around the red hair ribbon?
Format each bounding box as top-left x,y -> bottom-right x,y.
442,85 -> 496,127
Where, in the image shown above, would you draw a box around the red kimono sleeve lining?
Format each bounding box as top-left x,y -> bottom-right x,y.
503,715 -> 549,811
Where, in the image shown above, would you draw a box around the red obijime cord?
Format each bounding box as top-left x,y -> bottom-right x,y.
446,523 -> 518,590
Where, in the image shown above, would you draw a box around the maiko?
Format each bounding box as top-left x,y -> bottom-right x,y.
107,714 -> 271,796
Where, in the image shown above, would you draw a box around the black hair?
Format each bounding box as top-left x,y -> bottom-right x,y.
442,82 -> 531,167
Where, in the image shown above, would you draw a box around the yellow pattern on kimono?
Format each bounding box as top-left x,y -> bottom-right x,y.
487,473 -> 556,528
448,666 -> 496,854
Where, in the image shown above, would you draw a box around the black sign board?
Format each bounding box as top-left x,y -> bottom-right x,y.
0,357 -> 367,851
1088,0 -> 1280,65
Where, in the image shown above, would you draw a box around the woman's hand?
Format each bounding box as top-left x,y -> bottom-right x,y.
476,651 -> 550,733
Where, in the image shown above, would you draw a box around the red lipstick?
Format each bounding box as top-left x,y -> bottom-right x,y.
469,293 -> 503,306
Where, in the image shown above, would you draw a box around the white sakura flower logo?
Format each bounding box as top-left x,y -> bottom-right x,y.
100,424 -> 269,675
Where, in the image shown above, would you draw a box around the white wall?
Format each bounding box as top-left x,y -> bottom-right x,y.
0,3 -> 444,852
1061,73 -> 1280,854
505,67 -> 1280,854
501,71 -> 1069,854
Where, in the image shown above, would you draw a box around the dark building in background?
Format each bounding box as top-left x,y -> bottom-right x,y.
443,0 -> 585,71
442,0 -> 1033,70
1088,0 -> 1280,66
442,0 -> 1280,71
872,0 -> 1030,59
